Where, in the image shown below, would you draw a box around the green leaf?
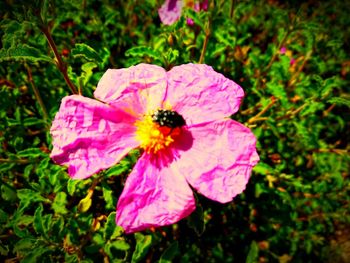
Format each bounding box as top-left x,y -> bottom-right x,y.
102,182 -> 116,210
0,162 -> 15,172
104,212 -> 123,240
246,241 -> 259,263
18,189 -> 49,212
107,240 -> 130,251
131,233 -> 153,263
0,243 -> 9,256
21,246 -> 53,263
67,179 -> 82,196
13,238 -> 36,254
17,148 -> 47,158
253,162 -> 274,175
159,241 -> 179,263
52,192 -> 68,215
79,62 -> 98,86
1,183 -> 17,202
0,44 -> 53,63
71,43 -> 102,63
125,46 -> 162,60
105,163 -> 130,177
33,204 -> 47,237
0,208 -> 8,223
23,117 -> 45,126
327,97 -> 350,108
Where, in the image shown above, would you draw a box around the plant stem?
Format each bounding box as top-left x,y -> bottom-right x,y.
248,97 -> 277,124
230,0 -> 236,19
198,22 -> 211,64
0,158 -> 30,164
25,64 -> 49,122
40,26 -> 78,94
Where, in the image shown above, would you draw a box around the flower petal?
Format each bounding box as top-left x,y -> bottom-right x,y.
166,64 -> 244,125
50,95 -> 139,179
94,64 -> 167,115
158,0 -> 183,25
172,119 -> 259,203
116,153 -> 196,233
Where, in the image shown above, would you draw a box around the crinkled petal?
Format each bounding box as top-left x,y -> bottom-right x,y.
116,153 -> 196,233
50,95 -> 139,179
94,64 -> 167,115
166,64 -> 244,125
172,119 -> 259,203
158,0 -> 183,25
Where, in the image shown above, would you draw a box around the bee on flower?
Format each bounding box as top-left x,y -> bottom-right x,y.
50,63 -> 259,233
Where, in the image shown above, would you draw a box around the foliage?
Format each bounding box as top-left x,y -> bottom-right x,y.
0,0 -> 349,262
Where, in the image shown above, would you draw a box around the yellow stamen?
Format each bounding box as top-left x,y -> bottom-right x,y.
135,115 -> 182,154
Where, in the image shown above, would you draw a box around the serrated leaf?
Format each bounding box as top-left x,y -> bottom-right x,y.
159,241 -> 179,263
131,233 -> 153,263
80,62 -> 98,85
0,44 -> 53,63
71,43 -> 102,63
125,46 -> 162,60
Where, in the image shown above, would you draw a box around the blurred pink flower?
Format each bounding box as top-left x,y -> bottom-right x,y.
280,46 -> 287,54
50,63 -> 259,233
158,0 -> 207,25
290,57 -> 296,66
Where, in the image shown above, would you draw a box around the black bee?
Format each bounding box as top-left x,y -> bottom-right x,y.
151,109 -> 186,129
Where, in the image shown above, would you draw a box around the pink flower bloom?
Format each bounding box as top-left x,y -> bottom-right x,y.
50,63 -> 259,233
290,57 -> 296,66
186,17 -> 195,26
158,0 -> 207,25
280,46 -> 287,55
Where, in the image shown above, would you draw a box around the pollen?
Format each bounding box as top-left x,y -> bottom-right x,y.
135,113 -> 184,154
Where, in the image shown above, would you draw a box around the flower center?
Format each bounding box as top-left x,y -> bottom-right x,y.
135,109 -> 186,154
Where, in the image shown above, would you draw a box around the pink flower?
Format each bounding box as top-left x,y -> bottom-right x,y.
280,46 -> 287,55
50,63 -> 259,233
290,57 -> 296,66
158,0 -> 207,25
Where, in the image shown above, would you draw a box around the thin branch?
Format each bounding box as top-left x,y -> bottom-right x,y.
25,64 -> 49,122
198,21 -> 211,64
230,0 -> 236,19
40,26 -> 78,94
248,97 -> 277,124
0,158 -> 30,164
